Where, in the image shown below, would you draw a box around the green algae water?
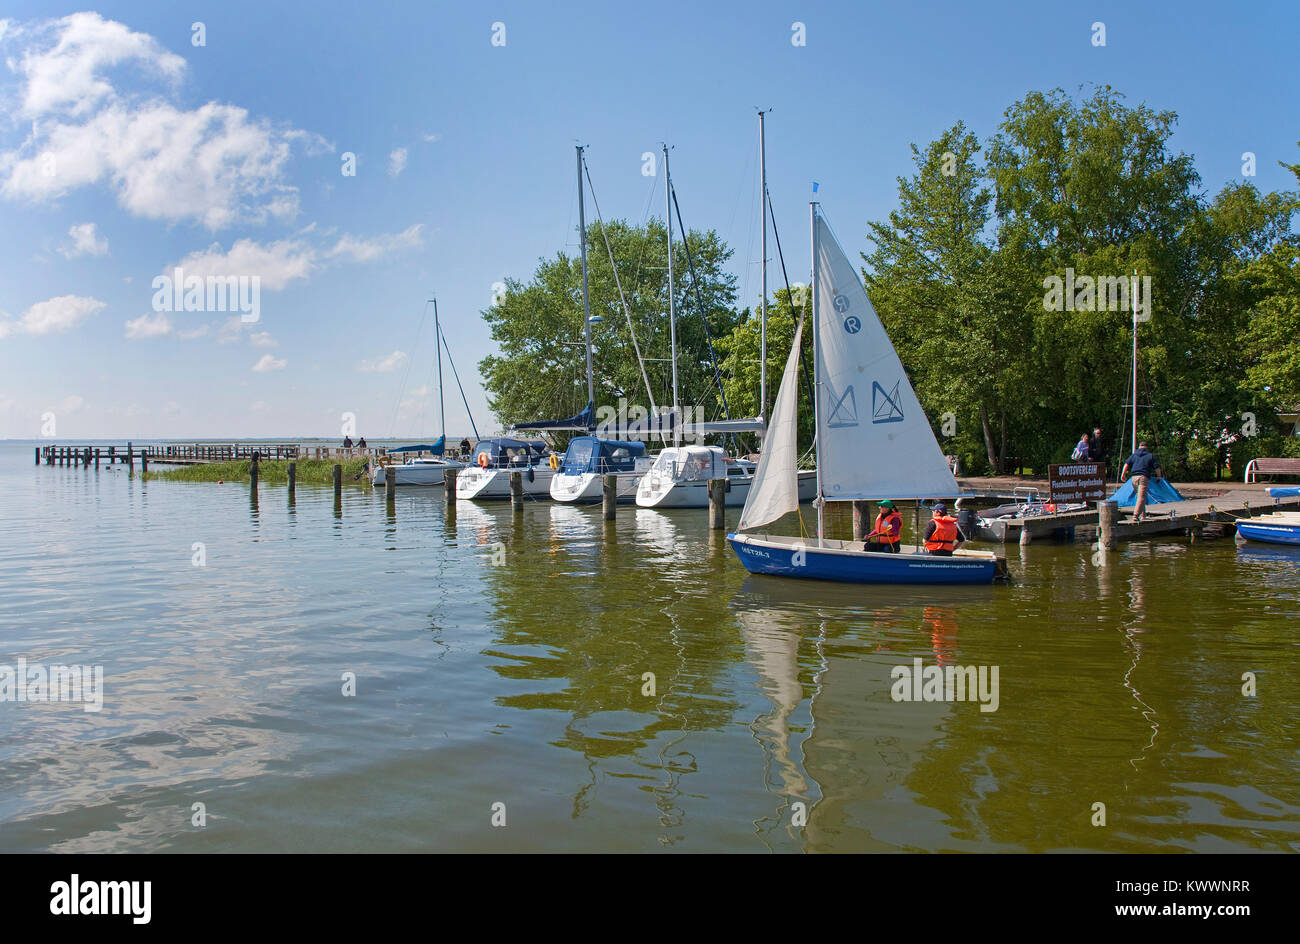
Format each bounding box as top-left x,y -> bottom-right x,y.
1,442 -> 1297,852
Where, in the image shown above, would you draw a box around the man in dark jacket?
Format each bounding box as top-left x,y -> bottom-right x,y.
1120,442 -> 1162,522
1088,428 -> 1108,467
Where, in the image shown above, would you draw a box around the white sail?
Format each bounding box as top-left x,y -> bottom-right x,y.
813,213 -> 959,500
738,320 -> 804,530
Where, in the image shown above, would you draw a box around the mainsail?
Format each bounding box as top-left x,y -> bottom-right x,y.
813,213 -> 958,500
737,319 -> 804,530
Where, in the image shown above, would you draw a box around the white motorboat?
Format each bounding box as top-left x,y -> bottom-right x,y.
455,438 -> 556,500
549,436 -> 651,504
370,443 -> 465,487
635,444 -> 817,508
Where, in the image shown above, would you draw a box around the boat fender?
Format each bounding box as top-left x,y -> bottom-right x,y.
527,467 -> 535,483
548,453 -> 560,470
477,453 -> 489,469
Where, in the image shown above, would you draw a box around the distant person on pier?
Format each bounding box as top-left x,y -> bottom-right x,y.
923,504 -> 963,556
459,437 -> 472,456
357,436 -> 367,450
863,500 -> 902,553
1120,441 -> 1162,522
342,435 -> 353,449
1071,433 -> 1091,461
1088,427 -> 1109,472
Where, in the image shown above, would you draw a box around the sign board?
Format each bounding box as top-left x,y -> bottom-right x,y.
1048,462 -> 1107,503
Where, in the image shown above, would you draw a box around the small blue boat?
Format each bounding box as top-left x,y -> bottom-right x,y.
1236,515 -> 1300,546
728,533 -> 1001,585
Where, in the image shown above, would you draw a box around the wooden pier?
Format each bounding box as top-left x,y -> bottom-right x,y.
970,488 -> 1300,545
34,442 -> 456,468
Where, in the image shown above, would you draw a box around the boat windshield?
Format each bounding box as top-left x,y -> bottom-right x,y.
472,438 -> 548,468
560,437 -> 646,474
649,447 -> 720,481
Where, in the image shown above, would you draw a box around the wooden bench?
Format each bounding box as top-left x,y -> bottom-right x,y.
1244,457 -> 1300,483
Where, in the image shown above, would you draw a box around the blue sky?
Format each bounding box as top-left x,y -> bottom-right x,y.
1,0 -> 1296,440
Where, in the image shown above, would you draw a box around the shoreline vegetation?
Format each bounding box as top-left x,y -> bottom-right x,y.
145,458 -> 371,485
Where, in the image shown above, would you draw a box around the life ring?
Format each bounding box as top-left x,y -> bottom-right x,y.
477,453 -> 489,469
548,453 -> 560,470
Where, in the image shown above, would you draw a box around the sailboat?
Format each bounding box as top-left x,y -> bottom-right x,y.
549,145 -> 653,504
637,114 -> 816,509
371,297 -> 469,487
727,205 -> 1003,585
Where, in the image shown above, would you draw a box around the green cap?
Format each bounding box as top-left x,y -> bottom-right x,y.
879,500 -> 896,510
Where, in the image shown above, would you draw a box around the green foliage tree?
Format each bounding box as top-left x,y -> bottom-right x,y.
478,219 -> 739,436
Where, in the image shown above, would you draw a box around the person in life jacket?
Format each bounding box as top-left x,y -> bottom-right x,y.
863,500 -> 903,553
923,503 -> 963,556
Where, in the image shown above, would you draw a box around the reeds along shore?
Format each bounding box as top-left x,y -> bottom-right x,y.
145,458 -> 370,485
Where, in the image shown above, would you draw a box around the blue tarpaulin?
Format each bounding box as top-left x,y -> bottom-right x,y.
389,435 -> 445,455
1109,476 -> 1184,507
1268,486 -> 1300,498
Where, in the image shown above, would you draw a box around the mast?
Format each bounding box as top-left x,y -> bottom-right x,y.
665,144 -> 679,446
811,202 -> 824,547
1130,268 -> 1138,458
759,110 -> 769,427
433,297 -> 445,436
577,146 -> 595,429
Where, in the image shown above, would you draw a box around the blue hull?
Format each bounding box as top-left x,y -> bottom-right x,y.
1237,521 -> 1300,546
727,534 -> 996,585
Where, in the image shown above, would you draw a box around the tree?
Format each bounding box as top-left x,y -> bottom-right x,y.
478,220 -> 739,433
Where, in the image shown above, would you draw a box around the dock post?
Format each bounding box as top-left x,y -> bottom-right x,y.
332,463 -> 342,498
510,471 -> 523,513
1097,500 -> 1117,551
94,447 -> 100,468
1019,524 -> 1032,546
127,442 -> 134,473
444,468 -> 457,507
287,461 -> 296,498
603,474 -> 617,521
852,500 -> 870,541
385,466 -> 396,502
709,478 -> 726,530
248,452 -> 258,489
34,447 -> 39,465
141,452 -> 148,476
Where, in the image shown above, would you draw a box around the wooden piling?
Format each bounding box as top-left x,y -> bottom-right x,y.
332,463 -> 342,498
510,471 -> 523,512
385,466 -> 396,501
141,452 -> 148,476
1019,525 -> 1031,546
127,442 -> 134,472
603,474 -> 617,521
1097,500 -> 1117,551
34,447 -> 39,465
94,447 -> 100,468
852,500 -> 870,542
287,461 -> 296,497
444,468 -> 457,507
248,452 -> 258,488
709,478 -> 726,530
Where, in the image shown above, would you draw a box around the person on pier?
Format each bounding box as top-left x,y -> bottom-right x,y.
863,500 -> 903,553
1120,441 -> 1162,522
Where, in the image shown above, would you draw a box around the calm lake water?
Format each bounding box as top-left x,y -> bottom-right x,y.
1,441 -> 1297,852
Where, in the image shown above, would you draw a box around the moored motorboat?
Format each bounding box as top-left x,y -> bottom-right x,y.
636,444 -> 816,508
370,438 -> 465,486
549,436 -> 650,504
455,438 -> 555,500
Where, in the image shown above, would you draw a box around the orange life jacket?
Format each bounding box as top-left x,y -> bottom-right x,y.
925,515 -> 959,552
875,510 -> 902,544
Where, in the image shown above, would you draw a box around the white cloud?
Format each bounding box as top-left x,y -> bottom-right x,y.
59,221 -> 108,258
0,13 -> 324,229
59,394 -> 84,413
357,350 -> 407,373
400,384 -> 430,410
422,133 -> 439,143
217,316 -> 246,344
388,147 -> 408,177
249,331 -> 276,347
326,224 -> 424,263
123,311 -> 171,338
252,354 -> 285,372
170,238 -> 315,291
0,294 -> 105,337
177,323 -> 209,340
